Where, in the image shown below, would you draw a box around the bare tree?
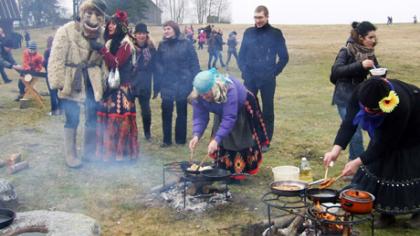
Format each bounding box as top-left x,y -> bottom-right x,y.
194,0 -> 208,24
167,0 -> 186,23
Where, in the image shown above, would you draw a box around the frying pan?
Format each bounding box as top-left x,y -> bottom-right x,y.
201,168 -> 232,181
270,180 -> 308,197
0,208 -> 15,229
306,188 -> 338,203
179,161 -> 213,175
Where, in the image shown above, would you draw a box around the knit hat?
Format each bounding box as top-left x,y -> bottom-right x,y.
358,77 -> 391,109
79,0 -> 107,16
28,41 -> 37,50
193,70 -> 216,94
163,20 -> 181,37
135,23 -> 149,33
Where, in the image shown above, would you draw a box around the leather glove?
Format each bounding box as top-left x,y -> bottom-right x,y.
89,39 -> 104,51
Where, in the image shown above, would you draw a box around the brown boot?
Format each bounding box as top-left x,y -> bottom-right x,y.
83,127 -> 97,162
64,128 -> 82,168
374,214 -> 396,229
405,213 -> 420,229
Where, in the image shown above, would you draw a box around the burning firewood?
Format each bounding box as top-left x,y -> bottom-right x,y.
277,215 -> 304,236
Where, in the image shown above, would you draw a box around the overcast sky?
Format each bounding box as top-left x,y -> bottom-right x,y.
60,0 -> 419,24
231,0 -> 420,24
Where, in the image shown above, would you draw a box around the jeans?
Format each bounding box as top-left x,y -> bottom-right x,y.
217,51 -> 225,67
18,79 -> 25,95
207,51 -> 219,69
45,76 -> 61,112
226,50 -> 238,67
244,78 -> 276,142
337,105 -> 364,160
61,79 -> 97,129
161,99 -> 188,144
0,66 -> 11,83
137,94 -> 151,137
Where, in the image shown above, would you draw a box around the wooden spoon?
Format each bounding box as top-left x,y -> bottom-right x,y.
320,173 -> 345,189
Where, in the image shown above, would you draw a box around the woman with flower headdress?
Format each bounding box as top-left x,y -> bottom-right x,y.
330,21 -> 380,163
324,76 -> 420,228
188,68 -> 269,180
89,9 -> 139,161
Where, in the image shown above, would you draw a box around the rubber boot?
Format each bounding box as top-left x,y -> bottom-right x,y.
83,127 -> 97,161
64,128 -> 82,168
143,117 -> 151,141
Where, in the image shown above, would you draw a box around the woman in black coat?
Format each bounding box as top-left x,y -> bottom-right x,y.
133,23 -> 157,141
330,21 -> 379,162
324,77 -> 420,228
155,21 -> 200,147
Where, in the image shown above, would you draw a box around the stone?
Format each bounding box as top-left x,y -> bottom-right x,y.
0,178 -> 18,208
0,210 -> 101,236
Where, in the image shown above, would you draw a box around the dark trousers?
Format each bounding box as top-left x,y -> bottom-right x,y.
0,66 -> 11,83
45,76 -> 61,112
137,94 -> 151,137
207,51 -> 219,69
244,78 -> 276,142
161,99 -> 188,144
18,79 -> 25,95
61,80 -> 97,129
226,50 -> 238,67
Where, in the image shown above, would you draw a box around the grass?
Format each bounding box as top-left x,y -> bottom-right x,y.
0,23 -> 420,235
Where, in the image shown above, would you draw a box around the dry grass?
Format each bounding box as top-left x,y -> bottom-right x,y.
0,23 -> 419,235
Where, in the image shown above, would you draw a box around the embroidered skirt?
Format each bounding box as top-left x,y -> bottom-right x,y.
96,84 -> 139,161
352,144 -> 420,214
212,92 -> 269,180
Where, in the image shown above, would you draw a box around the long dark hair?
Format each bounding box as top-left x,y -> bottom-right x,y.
104,18 -> 126,55
350,21 -> 377,45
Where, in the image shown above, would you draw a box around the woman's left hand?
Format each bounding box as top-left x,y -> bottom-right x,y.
208,139 -> 218,155
342,157 -> 363,176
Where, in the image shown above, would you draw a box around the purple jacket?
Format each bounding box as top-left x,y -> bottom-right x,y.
192,77 -> 247,144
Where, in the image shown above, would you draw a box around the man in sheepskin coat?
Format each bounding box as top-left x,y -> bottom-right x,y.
48,0 -> 108,168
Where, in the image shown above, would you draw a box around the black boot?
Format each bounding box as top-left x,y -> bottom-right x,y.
374,213 -> 396,228
143,117 -> 151,141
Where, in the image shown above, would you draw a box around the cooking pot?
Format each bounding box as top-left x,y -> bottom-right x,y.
0,208 -> 15,229
339,189 -> 375,214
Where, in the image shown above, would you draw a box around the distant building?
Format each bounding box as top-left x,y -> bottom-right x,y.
143,0 -> 162,25
0,0 -> 20,35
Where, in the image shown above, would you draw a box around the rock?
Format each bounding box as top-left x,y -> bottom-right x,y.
0,210 -> 101,236
0,178 -> 18,208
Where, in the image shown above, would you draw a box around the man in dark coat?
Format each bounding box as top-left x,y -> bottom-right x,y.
238,5 -> 289,150
133,23 -> 157,141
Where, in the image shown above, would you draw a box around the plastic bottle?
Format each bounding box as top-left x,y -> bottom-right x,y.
299,157 -> 313,182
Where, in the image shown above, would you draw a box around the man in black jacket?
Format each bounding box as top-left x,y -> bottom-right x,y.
238,5 -> 289,150
0,38 -> 21,84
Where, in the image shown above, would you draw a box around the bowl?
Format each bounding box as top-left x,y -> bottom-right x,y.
369,68 -> 387,76
272,165 -> 300,181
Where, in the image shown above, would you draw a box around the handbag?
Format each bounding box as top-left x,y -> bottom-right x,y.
108,67 -> 120,89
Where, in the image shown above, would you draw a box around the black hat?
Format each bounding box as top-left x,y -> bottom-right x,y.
135,23 -> 149,33
358,77 -> 391,109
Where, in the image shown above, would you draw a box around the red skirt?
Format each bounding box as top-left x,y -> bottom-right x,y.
96,84 -> 139,161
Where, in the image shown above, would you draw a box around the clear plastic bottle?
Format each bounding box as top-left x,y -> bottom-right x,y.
299,157 -> 313,182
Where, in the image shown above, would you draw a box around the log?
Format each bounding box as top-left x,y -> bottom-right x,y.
262,214 -> 297,228
277,215 -> 305,236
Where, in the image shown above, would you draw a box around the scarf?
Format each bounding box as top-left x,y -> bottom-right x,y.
136,45 -> 152,66
353,103 -> 385,138
347,42 -> 375,62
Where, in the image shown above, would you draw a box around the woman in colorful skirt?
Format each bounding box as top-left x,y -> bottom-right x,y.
189,68 -> 269,180
89,10 -> 139,161
324,76 -> 420,228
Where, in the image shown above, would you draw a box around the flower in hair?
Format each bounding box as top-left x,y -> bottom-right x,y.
115,9 -> 128,24
379,90 -> 399,113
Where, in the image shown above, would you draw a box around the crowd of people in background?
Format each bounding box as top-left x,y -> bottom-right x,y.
0,0 -> 419,229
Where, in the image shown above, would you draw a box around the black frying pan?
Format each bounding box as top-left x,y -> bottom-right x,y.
0,208 -> 15,229
180,161 -> 213,175
270,180 -> 308,197
307,188 -> 338,203
201,168 -> 232,181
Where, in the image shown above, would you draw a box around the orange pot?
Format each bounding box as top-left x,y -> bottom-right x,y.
339,189 -> 375,214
